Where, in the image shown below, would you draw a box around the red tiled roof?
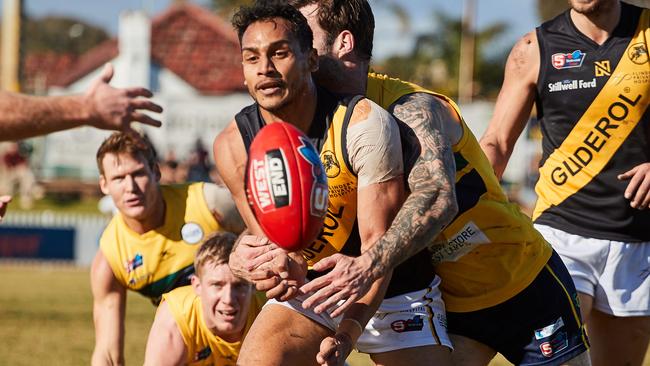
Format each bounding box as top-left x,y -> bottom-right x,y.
22,52 -> 78,94
50,3 -> 245,94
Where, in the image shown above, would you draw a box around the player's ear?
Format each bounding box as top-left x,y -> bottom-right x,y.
334,30 -> 354,59
191,274 -> 201,294
153,163 -> 161,182
308,48 -> 319,73
99,175 -> 109,195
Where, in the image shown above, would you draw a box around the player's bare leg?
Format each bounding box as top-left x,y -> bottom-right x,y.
370,345 -> 451,366
237,304 -> 332,366
449,334 -> 496,366
587,310 -> 650,366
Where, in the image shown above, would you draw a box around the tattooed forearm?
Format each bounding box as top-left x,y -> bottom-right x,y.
365,92 -> 459,278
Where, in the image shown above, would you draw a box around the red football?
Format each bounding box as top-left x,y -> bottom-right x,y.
246,122 -> 328,251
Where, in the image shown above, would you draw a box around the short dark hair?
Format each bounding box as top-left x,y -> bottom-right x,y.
232,2 -> 313,53
289,0 -> 374,61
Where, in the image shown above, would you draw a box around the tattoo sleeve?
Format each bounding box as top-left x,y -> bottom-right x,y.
365,93 -> 459,278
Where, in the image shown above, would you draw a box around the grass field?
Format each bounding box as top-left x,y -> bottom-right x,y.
0,264 -> 648,365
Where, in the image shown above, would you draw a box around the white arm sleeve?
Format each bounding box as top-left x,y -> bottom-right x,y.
346,100 -> 404,188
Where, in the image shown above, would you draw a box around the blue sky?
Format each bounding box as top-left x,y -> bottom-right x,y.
15,0 -> 541,61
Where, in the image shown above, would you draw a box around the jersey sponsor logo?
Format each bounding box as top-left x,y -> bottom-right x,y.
180,222 -> 203,244
125,253 -> 143,274
548,78 -> 596,93
628,42 -> 648,65
430,221 -> 490,263
535,317 -> 565,340
610,70 -> 650,86
552,50 -> 586,69
549,93 -> 641,186
194,346 -> 212,361
539,331 -> 569,357
391,316 -> 424,333
297,136 -> 329,217
594,60 -> 611,77
321,150 -> 341,178
250,149 -> 291,212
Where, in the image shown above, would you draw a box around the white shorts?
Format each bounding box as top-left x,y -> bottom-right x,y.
266,276 -> 452,354
535,224 -> 650,316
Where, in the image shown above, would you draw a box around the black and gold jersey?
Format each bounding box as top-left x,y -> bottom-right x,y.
534,2 -> 650,241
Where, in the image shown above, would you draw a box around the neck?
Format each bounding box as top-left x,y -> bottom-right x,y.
122,190 -> 165,234
260,79 -> 318,133
570,1 -> 621,45
338,65 -> 368,95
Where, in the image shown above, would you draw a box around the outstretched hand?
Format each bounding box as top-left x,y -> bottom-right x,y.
84,63 -> 163,132
619,162 -> 650,210
300,253 -> 375,317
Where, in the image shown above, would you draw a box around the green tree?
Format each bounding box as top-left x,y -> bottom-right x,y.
23,16 -> 109,55
377,10 -> 508,99
537,0 -> 569,22
210,0 -> 253,17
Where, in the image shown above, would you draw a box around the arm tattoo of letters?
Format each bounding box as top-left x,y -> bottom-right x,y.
366,93 -> 458,277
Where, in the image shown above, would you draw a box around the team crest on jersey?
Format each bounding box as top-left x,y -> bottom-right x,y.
594,60 -> 611,77
391,316 -> 424,333
321,150 -> 341,178
539,331 -> 569,357
125,253 -> 143,273
628,43 -> 648,65
194,346 -> 212,361
552,50 -> 586,69
181,222 -> 204,244
297,137 -> 329,217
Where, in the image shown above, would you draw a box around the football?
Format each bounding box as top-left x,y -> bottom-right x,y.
246,122 -> 329,251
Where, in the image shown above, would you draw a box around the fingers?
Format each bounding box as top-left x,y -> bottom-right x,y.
631,174 -> 650,209
618,166 -> 638,181
125,87 -> 154,98
129,99 -> 163,113
299,275 -> 330,296
255,276 -> 281,293
100,63 -> 114,83
311,254 -> 341,272
316,337 -> 338,365
624,169 -> 644,200
312,287 -> 353,315
329,295 -> 358,318
247,247 -> 286,271
128,112 -> 162,128
0,195 -> 12,203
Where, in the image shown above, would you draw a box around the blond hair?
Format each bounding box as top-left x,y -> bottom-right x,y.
194,232 -> 238,277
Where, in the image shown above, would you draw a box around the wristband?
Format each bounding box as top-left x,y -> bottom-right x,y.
339,318 -> 364,337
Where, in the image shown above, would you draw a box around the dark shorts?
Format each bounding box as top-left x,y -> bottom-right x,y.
446,251 -> 589,365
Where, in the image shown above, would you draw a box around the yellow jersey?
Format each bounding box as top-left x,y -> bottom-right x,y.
100,183 -> 221,302
163,286 -> 265,365
367,73 -> 553,312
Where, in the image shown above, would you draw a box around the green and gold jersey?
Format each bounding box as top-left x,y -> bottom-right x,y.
100,183 -> 221,302
162,286 -> 264,365
367,73 -> 553,312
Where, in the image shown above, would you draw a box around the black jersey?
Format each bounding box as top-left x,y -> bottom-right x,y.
533,3 -> 650,242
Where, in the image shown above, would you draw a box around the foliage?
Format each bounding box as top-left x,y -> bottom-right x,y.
22,16 -> 109,56
210,0 -> 254,18
377,10 -> 509,99
537,0 -> 569,22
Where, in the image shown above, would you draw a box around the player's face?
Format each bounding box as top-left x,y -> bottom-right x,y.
569,0 -> 616,14
241,18 -> 315,113
99,153 -> 160,221
194,263 -> 253,342
299,4 -> 346,92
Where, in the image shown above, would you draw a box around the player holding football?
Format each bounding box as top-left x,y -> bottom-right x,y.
91,132 -> 244,366
232,1 -> 591,365
144,232 -> 264,366
213,3 -> 453,366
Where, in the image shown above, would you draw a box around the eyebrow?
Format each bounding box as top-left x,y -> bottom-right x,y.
242,39 -> 292,53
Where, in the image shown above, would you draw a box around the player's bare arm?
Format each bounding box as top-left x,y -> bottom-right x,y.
214,121 -> 306,299
0,63 -> 162,142
202,183 -> 246,233
301,92 -> 458,315
143,301 -> 187,366
480,31 -> 540,178
90,250 -> 127,366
